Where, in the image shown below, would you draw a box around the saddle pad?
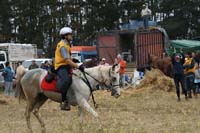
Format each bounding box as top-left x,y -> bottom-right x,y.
41,75 -> 60,92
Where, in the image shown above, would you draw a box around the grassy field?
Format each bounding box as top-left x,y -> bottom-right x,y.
0,87 -> 200,133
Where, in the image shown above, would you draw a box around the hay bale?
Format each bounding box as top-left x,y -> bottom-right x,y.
134,68 -> 175,92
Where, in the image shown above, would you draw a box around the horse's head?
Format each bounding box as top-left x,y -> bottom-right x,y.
109,64 -> 121,98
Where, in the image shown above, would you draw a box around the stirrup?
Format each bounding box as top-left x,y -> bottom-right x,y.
60,102 -> 71,111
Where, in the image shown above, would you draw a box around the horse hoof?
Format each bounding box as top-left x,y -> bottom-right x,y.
95,104 -> 98,109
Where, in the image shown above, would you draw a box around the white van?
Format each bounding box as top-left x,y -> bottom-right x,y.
22,58 -> 52,70
0,63 -> 5,87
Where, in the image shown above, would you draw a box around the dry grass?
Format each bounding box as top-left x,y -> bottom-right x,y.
0,70 -> 200,133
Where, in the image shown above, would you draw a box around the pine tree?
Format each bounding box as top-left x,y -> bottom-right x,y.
0,0 -> 13,42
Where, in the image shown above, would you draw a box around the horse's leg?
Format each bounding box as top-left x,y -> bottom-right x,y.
32,95 -> 48,133
77,106 -> 84,133
79,98 -> 98,118
78,106 -> 84,123
78,98 -> 103,132
25,101 -> 35,133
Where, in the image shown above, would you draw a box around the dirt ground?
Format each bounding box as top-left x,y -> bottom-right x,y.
1,69 -> 200,133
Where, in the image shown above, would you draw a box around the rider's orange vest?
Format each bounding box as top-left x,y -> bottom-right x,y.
55,40 -> 71,70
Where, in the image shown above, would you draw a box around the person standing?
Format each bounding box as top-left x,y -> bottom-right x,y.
194,53 -> 200,93
55,27 -> 84,111
184,52 -> 196,98
141,4 -> 152,29
2,62 -> 15,97
99,58 -> 109,66
117,54 -> 126,88
28,60 -> 39,70
41,60 -> 50,71
171,48 -> 187,101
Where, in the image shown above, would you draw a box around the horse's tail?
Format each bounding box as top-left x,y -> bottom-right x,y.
16,65 -> 27,103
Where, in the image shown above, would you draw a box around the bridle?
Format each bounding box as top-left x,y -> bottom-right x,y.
85,66 -> 119,90
76,66 -> 120,108
108,67 -> 120,89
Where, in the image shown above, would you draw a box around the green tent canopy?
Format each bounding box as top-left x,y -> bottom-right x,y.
167,39 -> 200,55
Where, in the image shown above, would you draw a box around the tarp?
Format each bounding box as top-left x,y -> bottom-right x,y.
120,20 -> 157,30
80,51 -> 97,55
167,40 -> 200,55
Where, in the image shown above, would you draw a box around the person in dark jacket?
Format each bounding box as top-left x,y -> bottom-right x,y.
2,62 -> 15,97
171,48 -> 187,101
28,60 -> 39,70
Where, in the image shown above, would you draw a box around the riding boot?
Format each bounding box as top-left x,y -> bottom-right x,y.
60,92 -> 71,111
60,98 -> 71,111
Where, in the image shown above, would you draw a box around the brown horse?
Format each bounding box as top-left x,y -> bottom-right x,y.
148,54 -> 173,77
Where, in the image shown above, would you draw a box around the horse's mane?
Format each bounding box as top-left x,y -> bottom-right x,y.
16,65 -> 27,103
85,65 -> 111,73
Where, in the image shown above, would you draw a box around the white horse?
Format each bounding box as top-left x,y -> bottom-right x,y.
16,64 -> 121,133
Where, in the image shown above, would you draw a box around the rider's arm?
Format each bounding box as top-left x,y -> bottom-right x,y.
60,47 -> 79,68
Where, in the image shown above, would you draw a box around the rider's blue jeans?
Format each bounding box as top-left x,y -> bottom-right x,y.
56,65 -> 72,102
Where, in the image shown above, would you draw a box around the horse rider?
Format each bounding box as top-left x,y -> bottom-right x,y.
183,52 -> 196,98
55,27 -> 84,111
171,48 -> 187,101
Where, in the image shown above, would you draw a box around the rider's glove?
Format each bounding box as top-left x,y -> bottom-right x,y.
78,64 -> 85,72
72,58 -> 80,63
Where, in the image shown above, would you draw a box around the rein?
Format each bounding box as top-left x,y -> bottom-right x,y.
82,72 -> 98,109
72,72 -> 97,108
73,66 -> 119,108
84,68 -> 118,89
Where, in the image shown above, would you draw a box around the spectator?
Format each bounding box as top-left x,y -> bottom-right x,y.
14,62 -> 22,97
194,53 -> 200,93
41,60 -> 50,71
28,60 -> 39,70
117,54 -> 126,88
127,54 -> 133,63
99,58 -> 109,66
2,62 -> 15,97
49,58 -> 55,73
171,48 -> 187,101
141,4 -> 152,29
192,51 -> 197,61
184,52 -> 196,98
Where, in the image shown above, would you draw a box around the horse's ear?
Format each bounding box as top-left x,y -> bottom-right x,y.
112,63 -> 118,71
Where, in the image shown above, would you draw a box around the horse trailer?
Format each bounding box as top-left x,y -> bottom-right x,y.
97,29 -> 166,69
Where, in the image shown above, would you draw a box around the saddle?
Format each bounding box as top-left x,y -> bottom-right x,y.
41,73 -> 59,92
41,67 -> 73,92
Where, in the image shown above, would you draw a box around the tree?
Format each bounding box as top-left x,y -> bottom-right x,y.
0,0 -> 12,42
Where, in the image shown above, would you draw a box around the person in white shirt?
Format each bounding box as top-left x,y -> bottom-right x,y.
141,4 -> 152,29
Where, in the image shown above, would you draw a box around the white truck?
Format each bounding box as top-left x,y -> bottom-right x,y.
0,43 -> 37,70
0,43 -> 37,87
